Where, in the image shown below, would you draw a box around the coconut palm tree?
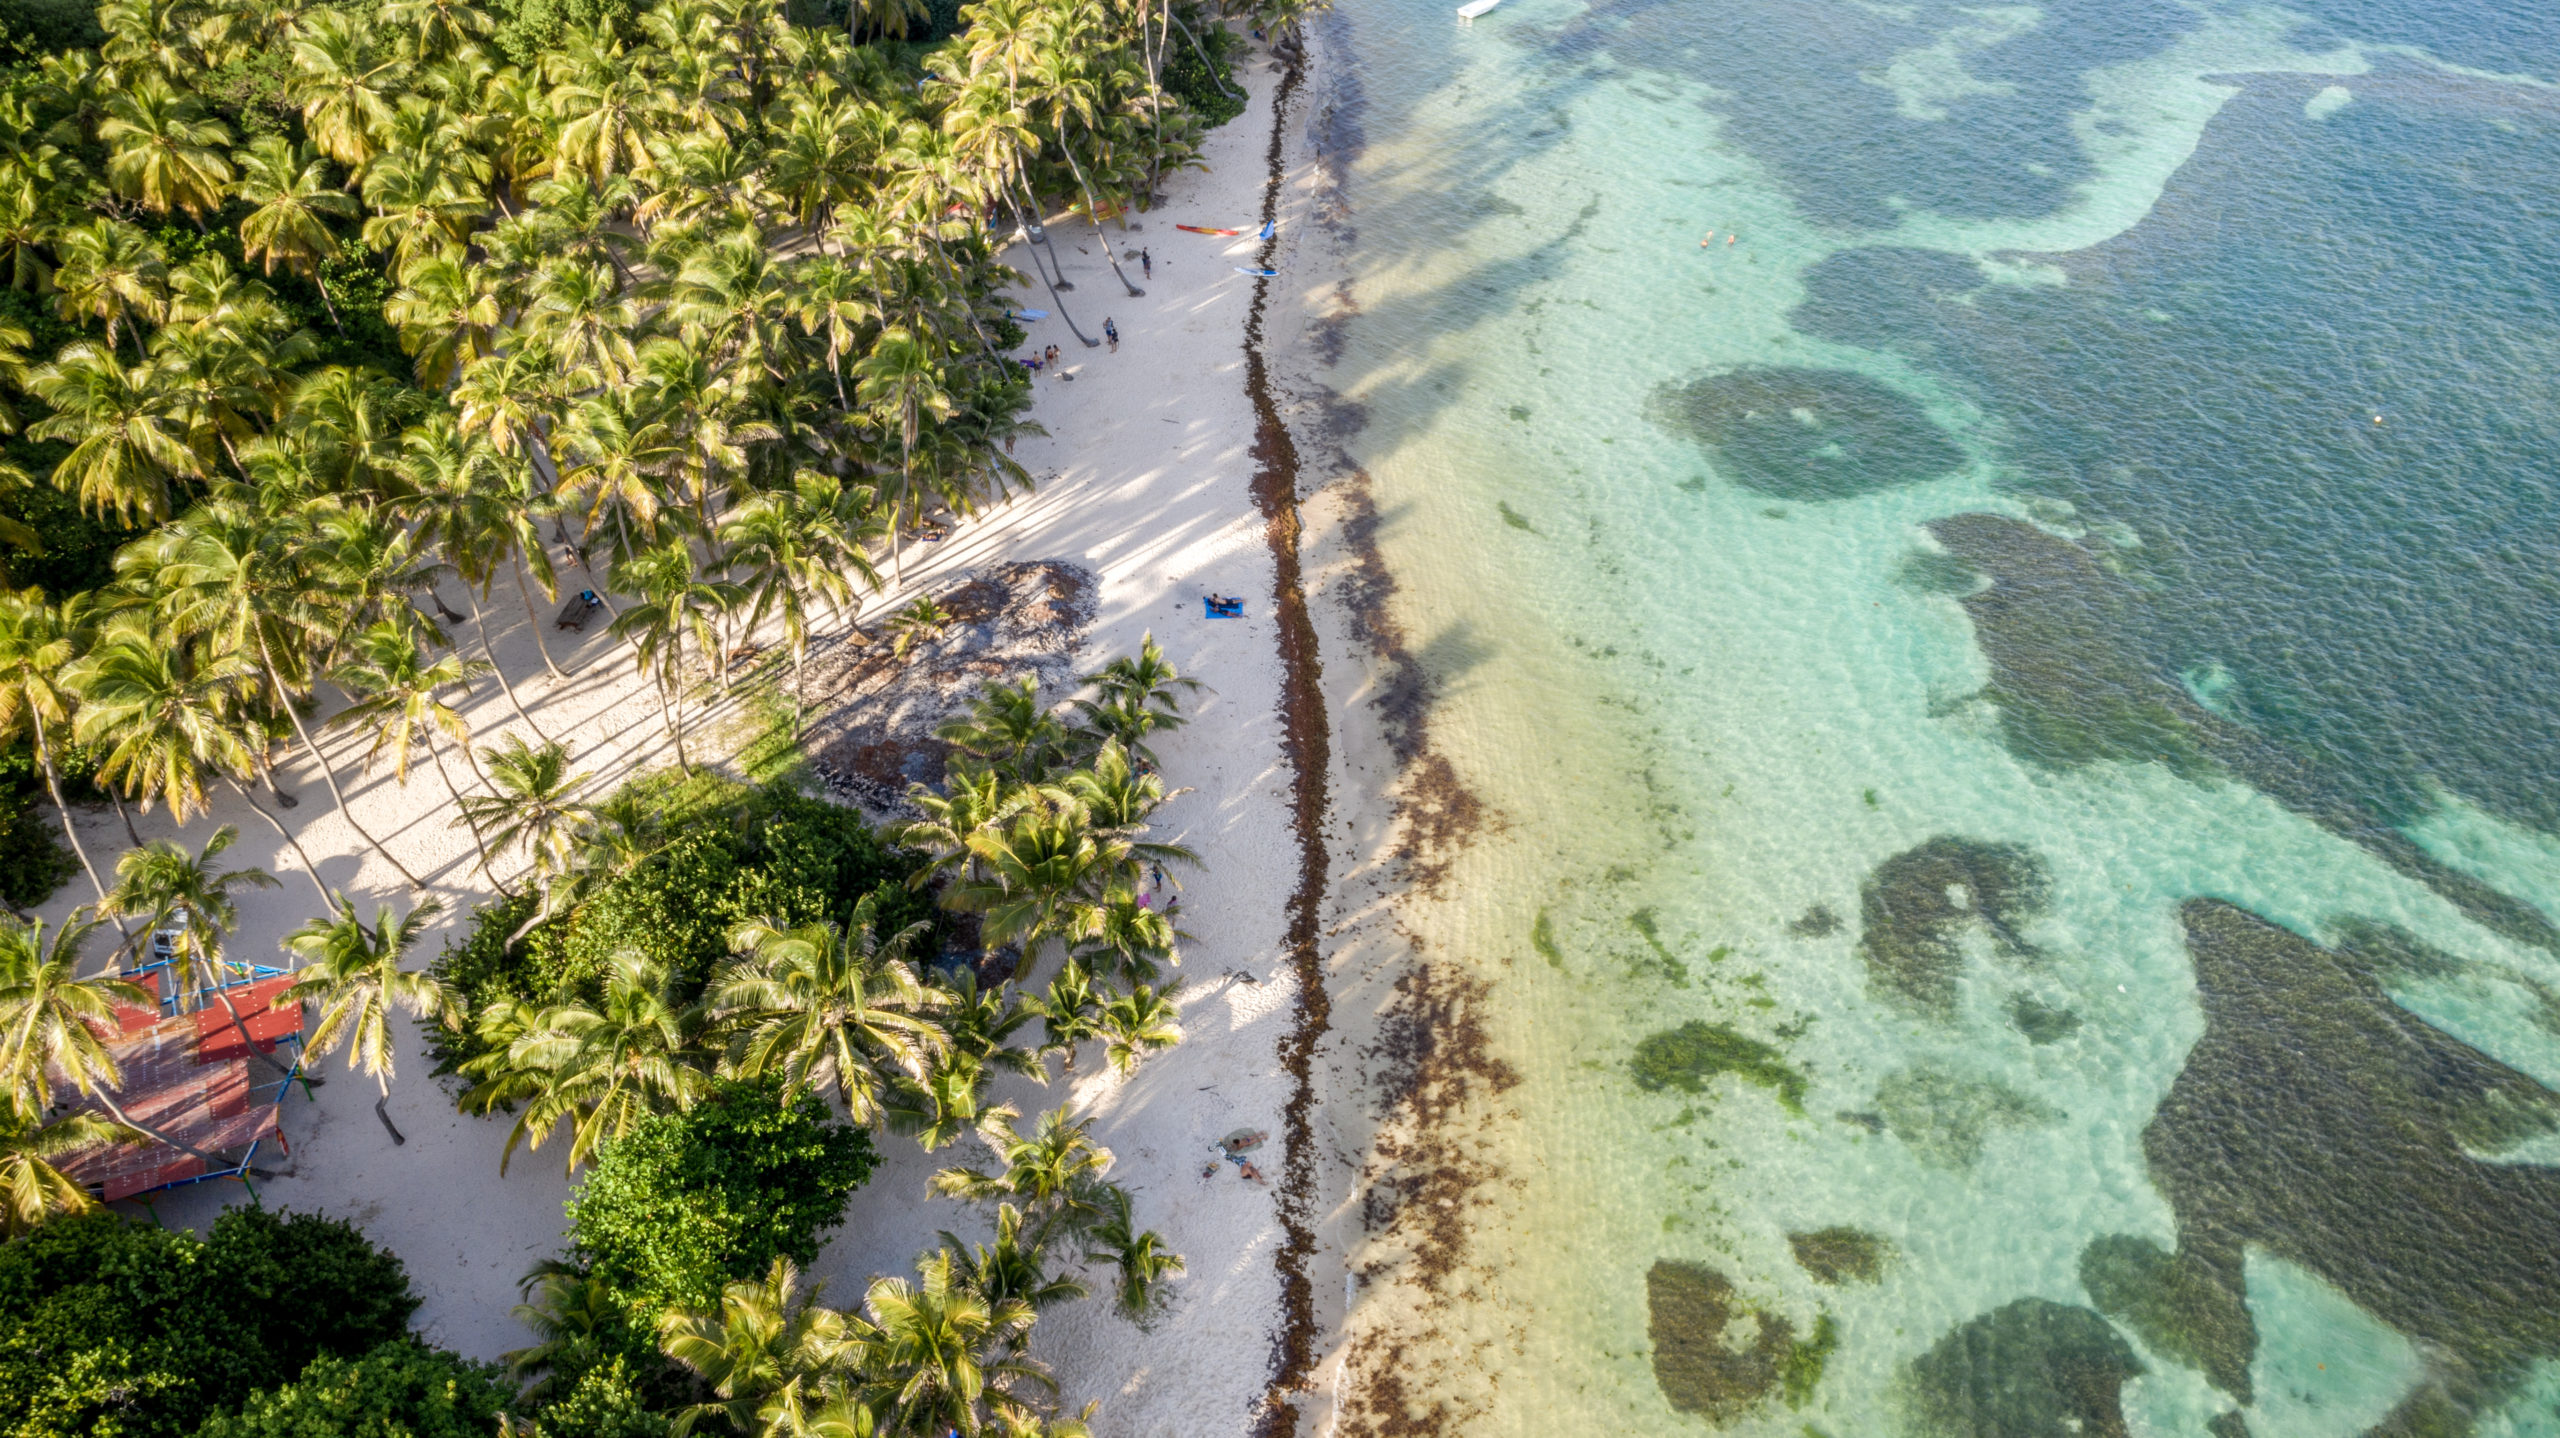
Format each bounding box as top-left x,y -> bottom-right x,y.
1096,980 -> 1179,1076
505,1263 -> 631,1400
1077,633 -> 1201,739
66,628 -> 341,906
859,1249 -> 1050,1437
101,826 -> 303,1083
716,471 -> 882,739
48,220 -> 168,361
852,324 -> 955,583
608,537 -> 741,774
235,137 -> 359,333
710,895 -> 943,1125
946,795 -> 1131,963
26,343 -> 196,523
1082,1184 -> 1182,1321
277,896 -> 449,1144
454,736 -> 592,895
928,1104 -> 1114,1227
1024,958 -> 1101,1075
939,677 -> 1071,782
0,588 -> 109,901
288,9 -> 403,171
0,913 -> 224,1167
145,493 -> 430,889
659,1257 -> 852,1438
463,949 -> 710,1174
98,74 -> 234,220
1067,881 -> 1181,984
0,1109 -> 135,1237
938,1203 -> 1087,1335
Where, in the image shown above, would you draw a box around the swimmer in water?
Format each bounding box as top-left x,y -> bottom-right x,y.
1728,235 -> 1737,245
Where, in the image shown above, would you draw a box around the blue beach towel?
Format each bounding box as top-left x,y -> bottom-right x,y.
1204,599 -> 1243,618
1233,266 -> 1279,278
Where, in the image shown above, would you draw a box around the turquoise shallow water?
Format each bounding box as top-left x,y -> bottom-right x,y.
1321,1 -> 2560,1433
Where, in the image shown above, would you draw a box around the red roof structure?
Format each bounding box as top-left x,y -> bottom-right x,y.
55,980 -> 306,1203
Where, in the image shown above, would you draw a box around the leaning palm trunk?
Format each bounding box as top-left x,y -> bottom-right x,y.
921,237 -> 1006,363
254,634 -> 428,891
1060,143 -> 1144,297
426,733 -> 512,898
511,550 -> 572,680
33,726 -> 108,905
1170,10 -> 1247,101
1001,192 -> 1100,348
222,773 -> 347,917
475,599 -> 554,745
205,975 -> 300,1083
91,1086 -> 227,1168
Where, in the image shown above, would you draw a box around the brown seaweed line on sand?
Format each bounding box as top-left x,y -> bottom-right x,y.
1244,51 -> 1336,1438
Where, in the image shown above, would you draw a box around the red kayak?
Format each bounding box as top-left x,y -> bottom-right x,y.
1175,224 -> 1244,236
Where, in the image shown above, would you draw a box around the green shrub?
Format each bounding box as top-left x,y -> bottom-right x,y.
434,782 -> 937,1074
567,1076 -> 875,1317
193,1339 -> 514,1438
1161,5 -> 1245,129
0,0 -> 106,61
520,1356 -> 663,1438
486,0 -> 639,65
0,1209 -> 418,1438
0,780 -> 73,906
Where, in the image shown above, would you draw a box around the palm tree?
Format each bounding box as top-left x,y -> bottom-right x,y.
946,795 -> 1132,965
395,412 -> 554,738
384,251 -> 501,389
929,1104 -> 1114,1228
146,494 -> 430,889
711,895 -> 942,1125
26,344 -> 196,523
48,220 -> 168,361
327,616 -> 507,891
1077,634 -> 1201,743
235,137 -> 359,333
852,324 -> 956,583
278,897 -> 449,1144
98,74 -> 234,220
659,1257 -> 851,1438
288,9 -> 402,171
1083,1185 -> 1183,1322
717,472 -> 882,739
860,1249 -> 1049,1437
454,736 -> 591,895
101,826 -> 303,1084
0,914 -> 223,1167
939,1202 -> 1088,1329
66,629 -> 342,906
0,588 -> 109,901
897,764 -> 1024,886
1,1109 -> 136,1237
1097,981 -> 1180,1076
1024,958 -> 1101,1075
938,677 -> 1070,782
505,1263 -> 630,1400
608,538 -> 741,775
462,950 -> 710,1174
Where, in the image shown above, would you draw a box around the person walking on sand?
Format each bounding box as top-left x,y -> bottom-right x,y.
1104,318 -> 1119,352
1141,247 -> 1152,279
1044,343 -> 1060,367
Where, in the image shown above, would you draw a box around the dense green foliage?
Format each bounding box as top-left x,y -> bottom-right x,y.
0,1209 -> 418,1438
568,1075 -> 876,1316
191,1340 -> 515,1438
1161,5 -> 1245,128
432,777 -> 938,1071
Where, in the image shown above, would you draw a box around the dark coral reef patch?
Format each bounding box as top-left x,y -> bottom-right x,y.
1650,366 -> 1967,501
1857,836 -> 2049,1017
1906,1298 -> 2143,1438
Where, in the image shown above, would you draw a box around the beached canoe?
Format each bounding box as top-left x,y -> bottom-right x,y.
1176,224 -> 1245,235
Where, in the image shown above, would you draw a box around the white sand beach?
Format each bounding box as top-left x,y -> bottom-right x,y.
34,36 -> 1398,1438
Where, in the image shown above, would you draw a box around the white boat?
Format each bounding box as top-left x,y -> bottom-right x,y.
1457,0 -> 1501,19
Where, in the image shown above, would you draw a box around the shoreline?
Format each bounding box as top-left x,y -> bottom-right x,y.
32,34 -> 1402,1437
